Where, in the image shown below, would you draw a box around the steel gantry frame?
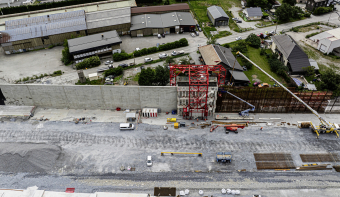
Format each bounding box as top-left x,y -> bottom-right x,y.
169,64 -> 227,119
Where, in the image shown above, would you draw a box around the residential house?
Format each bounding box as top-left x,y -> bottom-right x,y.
271,34 -> 311,74
243,7 -> 263,20
306,0 -> 334,11
199,44 -> 249,85
309,28 -> 340,54
296,0 -> 307,3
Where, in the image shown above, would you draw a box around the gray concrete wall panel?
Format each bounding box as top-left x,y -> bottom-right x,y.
0,85 -> 177,112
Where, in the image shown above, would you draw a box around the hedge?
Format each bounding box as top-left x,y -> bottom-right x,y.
313,7 -> 333,15
306,32 -> 320,38
75,56 -> 101,70
112,50 -> 133,62
0,0 -> 110,15
133,38 -> 189,57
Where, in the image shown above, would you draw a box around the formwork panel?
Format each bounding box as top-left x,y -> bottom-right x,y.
300,153 -> 340,162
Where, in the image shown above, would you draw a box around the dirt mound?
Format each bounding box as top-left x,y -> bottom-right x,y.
0,143 -> 61,173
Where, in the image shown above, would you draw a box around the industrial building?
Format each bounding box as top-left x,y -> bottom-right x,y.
85,7 -> 131,35
130,12 -> 196,36
309,28 -> 340,55
68,30 -> 122,61
207,6 -> 229,26
131,3 -> 190,15
0,10 -> 87,54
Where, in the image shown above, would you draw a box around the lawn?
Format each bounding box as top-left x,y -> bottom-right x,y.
229,41 -> 287,86
214,31 -> 232,39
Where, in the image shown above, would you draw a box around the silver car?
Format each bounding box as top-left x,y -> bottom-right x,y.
144,57 -> 153,63
159,53 -> 168,59
236,36 -> 242,41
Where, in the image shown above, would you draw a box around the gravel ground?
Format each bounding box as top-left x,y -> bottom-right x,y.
0,119 -> 339,194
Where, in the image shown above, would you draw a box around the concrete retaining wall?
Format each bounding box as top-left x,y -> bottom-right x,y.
0,85 -> 177,112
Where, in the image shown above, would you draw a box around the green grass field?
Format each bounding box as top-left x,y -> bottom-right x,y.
228,41 -> 287,86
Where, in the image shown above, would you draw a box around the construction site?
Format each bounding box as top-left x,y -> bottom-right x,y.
0,53 -> 340,197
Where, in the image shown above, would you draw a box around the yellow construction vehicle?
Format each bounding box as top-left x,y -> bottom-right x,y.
236,51 -> 339,138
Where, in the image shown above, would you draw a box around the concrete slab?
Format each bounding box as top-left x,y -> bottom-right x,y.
0,105 -> 35,117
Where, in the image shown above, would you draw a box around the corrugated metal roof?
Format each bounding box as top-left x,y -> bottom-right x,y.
68,30 -> 122,53
229,70 -> 249,82
130,11 -> 195,31
5,10 -> 85,30
131,3 -> 190,14
0,18 -> 86,43
245,7 -> 263,17
207,6 -> 229,20
86,7 -> 131,29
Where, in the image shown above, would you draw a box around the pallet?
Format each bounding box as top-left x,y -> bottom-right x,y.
254,153 -> 293,162
256,161 -> 296,170
300,153 -> 340,162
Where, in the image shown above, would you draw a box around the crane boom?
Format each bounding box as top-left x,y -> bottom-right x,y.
219,88 -> 255,116
236,52 -> 333,128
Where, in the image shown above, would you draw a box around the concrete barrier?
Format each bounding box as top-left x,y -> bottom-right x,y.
0,84 -> 177,112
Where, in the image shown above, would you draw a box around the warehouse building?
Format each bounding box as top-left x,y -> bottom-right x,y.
207,6 -> 229,26
0,10 -> 87,54
130,12 -> 195,37
131,3 -> 190,16
85,7 -> 131,35
68,30 -> 122,62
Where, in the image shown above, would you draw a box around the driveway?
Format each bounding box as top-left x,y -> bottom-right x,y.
230,6 -> 258,29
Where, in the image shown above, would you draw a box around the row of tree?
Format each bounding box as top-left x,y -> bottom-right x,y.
276,3 -> 307,22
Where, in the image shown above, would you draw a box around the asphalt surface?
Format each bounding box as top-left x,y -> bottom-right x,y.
0,119 -> 339,194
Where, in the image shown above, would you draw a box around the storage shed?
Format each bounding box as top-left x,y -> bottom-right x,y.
207,6 -> 229,26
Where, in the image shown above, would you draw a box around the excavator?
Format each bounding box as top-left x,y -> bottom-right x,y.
236,51 -> 340,138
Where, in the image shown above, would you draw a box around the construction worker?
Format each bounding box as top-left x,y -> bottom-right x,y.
260,127 -> 263,130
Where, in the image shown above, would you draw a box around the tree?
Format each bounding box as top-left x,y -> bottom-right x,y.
245,33 -> 261,48
282,0 -> 296,6
232,40 -> 248,53
320,69 -> 340,91
276,3 -> 292,22
207,37 -> 217,45
247,0 -> 268,8
164,0 -> 170,5
154,65 -> 169,86
138,67 -> 155,86
61,39 -> 72,65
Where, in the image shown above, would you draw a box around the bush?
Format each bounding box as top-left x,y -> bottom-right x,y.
304,12 -> 311,17
222,43 -> 230,48
260,48 -> 266,55
232,40 -> 248,53
313,7 -> 332,15
61,39 -> 72,65
243,62 -> 253,70
113,51 -> 133,61
104,66 -> 123,77
75,56 -> 101,70
53,70 -> 62,75
306,32 -> 319,38
291,27 -> 299,32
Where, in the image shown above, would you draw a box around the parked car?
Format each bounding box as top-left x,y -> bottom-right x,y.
159,53 -> 168,59
253,82 -> 260,86
156,43 -> 160,48
158,34 -> 161,38
118,63 -> 128,68
161,33 -> 165,38
108,64 -> 114,69
195,31 -> 199,36
236,36 -> 242,41
105,61 -> 110,65
232,18 -> 239,21
147,156 -> 152,166
236,20 -> 242,23
196,24 -> 200,28
144,57 -> 153,63
198,27 -> 202,32
190,33 -> 196,37
171,50 -> 184,56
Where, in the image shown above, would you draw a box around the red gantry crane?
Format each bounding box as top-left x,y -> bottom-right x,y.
169,64 -> 226,119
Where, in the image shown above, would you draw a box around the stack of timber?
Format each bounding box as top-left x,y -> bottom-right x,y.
296,164 -> 332,171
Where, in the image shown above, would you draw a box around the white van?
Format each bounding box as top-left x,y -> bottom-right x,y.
120,123 -> 135,130
147,156 -> 152,166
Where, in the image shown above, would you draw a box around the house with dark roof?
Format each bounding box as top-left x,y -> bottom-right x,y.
242,7 -> 263,20
271,34 -> 311,74
198,44 -> 249,85
207,6 -> 229,26
306,0 -> 334,11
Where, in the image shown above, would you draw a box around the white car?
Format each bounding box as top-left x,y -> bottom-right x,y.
159,53 -> 168,59
236,36 -> 242,41
190,33 -> 196,37
144,57 -> 153,63
158,34 -> 161,38
147,156 -> 152,166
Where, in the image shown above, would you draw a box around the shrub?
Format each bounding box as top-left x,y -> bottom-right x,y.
53,70 -> 62,75
222,43 -> 230,48
113,51 -> 133,61
243,62 -> 253,70
61,40 -> 72,65
104,66 -> 123,77
260,48 -> 266,55
291,27 -> 299,32
75,56 -> 101,70
306,32 -> 319,38
304,13 -> 311,17
313,7 -> 332,15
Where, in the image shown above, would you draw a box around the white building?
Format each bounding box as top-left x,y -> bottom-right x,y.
0,0 -> 14,5
309,28 -> 340,54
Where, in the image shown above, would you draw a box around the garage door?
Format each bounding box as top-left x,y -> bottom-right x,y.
320,44 -> 327,53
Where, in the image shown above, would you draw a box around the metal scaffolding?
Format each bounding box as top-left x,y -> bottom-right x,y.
169,64 -> 226,119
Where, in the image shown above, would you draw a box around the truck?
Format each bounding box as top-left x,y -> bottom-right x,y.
216,152 -> 232,163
